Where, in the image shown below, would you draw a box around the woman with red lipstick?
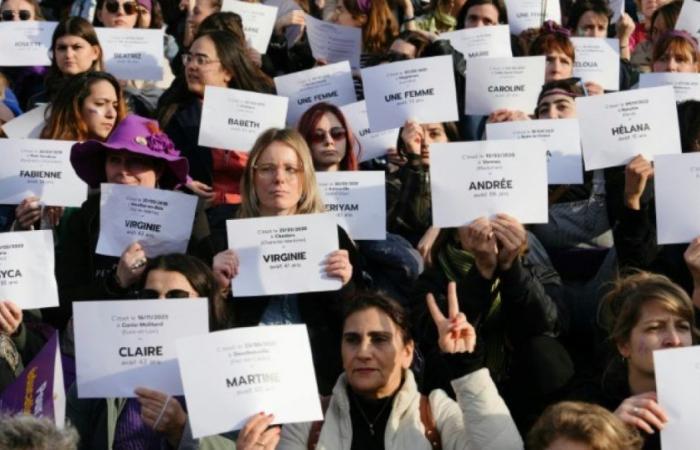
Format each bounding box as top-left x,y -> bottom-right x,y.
277,289 -> 523,449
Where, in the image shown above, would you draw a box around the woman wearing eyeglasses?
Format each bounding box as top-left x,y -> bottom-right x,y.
67,253 -> 235,449
159,29 -> 273,216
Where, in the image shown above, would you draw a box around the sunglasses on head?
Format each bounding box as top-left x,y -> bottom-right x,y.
310,127 -> 346,144
105,0 -> 139,15
1,9 -> 32,20
137,289 -> 192,299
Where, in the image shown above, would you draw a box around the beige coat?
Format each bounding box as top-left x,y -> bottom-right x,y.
278,368 -> 524,450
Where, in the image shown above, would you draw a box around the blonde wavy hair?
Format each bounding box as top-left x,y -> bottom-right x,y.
238,128 -> 325,218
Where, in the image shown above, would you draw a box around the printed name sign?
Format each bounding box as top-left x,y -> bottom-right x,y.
74,299 -> 209,398
304,13 -> 362,69
639,73 -> 700,103
0,332 -> 65,427
440,25 -> 512,60
571,38 -> 620,91
316,171 -> 386,240
96,184 -> 198,257
226,213 -> 341,296
576,85 -> 681,170
486,119 -> 583,184
1,104 -> 48,139
0,230 -> 59,310
221,0 -> 277,53
504,0 -> 561,35
0,139 -> 87,207
676,0 -> 700,40
464,56 -> 545,115
199,86 -> 288,151
654,346 -> 700,450
430,140 -> 549,227
339,101 -> 399,162
96,28 -> 164,81
362,55 -> 458,132
0,21 -> 57,66
274,61 -> 357,125
176,324 -> 323,438
654,152 -> 700,244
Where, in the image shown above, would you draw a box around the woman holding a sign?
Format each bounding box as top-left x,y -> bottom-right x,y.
212,127 -> 362,394
278,290 -> 523,449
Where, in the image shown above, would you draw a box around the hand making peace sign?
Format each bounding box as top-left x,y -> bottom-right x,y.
426,282 -> 477,354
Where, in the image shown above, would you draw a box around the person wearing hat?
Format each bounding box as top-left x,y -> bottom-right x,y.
49,114 -> 203,330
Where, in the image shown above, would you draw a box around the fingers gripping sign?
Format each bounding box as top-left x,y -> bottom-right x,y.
426,282 -> 477,354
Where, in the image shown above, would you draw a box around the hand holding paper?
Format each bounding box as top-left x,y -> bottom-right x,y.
491,213 -> 528,271
457,217 -> 498,279
683,238 -> 700,288
212,249 -> 240,290
134,387 -> 188,447
0,300 -> 22,336
614,391 -> 667,435
623,155 -> 653,211
115,242 -> 148,289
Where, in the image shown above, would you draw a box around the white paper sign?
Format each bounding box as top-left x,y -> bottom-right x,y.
304,14 -> 361,69
504,0 -> 561,35
362,55 -> 458,132
486,119 -> 583,184
96,28 -> 164,81
576,85 -> 681,170
465,56 -> 545,115
0,22 -> 57,66
608,0 -> 624,24
74,299 -> 209,398
0,230 -> 58,309
316,171 -> 386,240
198,86 -> 288,152
430,140 -> 549,227
221,0 -> 277,53
639,73 -> 700,103
339,101 -> 399,161
440,25 -> 512,60
96,184 -> 198,257
226,213 -> 341,296
177,324 -> 322,438
676,0 -> 700,40
0,139 -> 88,207
654,346 -> 700,450
274,61 -> 357,125
654,152 -> 700,245
571,38 -> 620,91
0,104 -> 48,139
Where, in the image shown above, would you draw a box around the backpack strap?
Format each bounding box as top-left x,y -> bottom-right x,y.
420,395 -> 442,450
307,395 -> 332,450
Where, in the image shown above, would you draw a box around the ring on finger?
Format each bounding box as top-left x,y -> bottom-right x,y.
632,406 -> 640,416
130,258 -> 147,270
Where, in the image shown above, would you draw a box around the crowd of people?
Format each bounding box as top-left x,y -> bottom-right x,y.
1,0 -> 699,448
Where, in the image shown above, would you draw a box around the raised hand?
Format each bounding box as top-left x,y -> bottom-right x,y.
426,281 -> 476,354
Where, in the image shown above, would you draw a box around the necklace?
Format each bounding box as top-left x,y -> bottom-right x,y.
350,391 -> 393,437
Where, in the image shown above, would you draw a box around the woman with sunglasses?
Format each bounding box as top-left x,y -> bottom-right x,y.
211,127 -> 363,395
159,29 -> 273,215
67,253 -> 235,449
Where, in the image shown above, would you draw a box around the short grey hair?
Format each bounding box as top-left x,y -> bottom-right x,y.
0,415 -> 79,450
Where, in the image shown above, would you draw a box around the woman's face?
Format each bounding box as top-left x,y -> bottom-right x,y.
97,0 -> 139,28
342,307 -> 414,399
640,0 -> 671,21
618,300 -> 692,378
545,49 -> 574,82
650,14 -> 671,43
187,0 -> 218,35
332,0 -> 365,28
185,35 -> 232,97
309,112 -> 347,172
54,35 -> 101,75
0,0 -> 36,20
81,80 -> 119,140
652,47 -> 698,73
144,269 -> 199,299
104,150 -> 160,187
253,141 -> 304,216
537,93 -> 577,119
575,11 -> 608,38
463,4 -> 499,28
418,122 -> 448,165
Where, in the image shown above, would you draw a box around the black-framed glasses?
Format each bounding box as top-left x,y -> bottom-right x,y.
105,0 -> 138,15
310,127 -> 346,144
137,289 -> 192,299
1,9 -> 32,20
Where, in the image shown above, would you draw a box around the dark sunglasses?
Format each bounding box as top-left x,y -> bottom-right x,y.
1,9 -> 32,20
137,289 -> 192,299
105,1 -> 138,15
310,127 -> 346,144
